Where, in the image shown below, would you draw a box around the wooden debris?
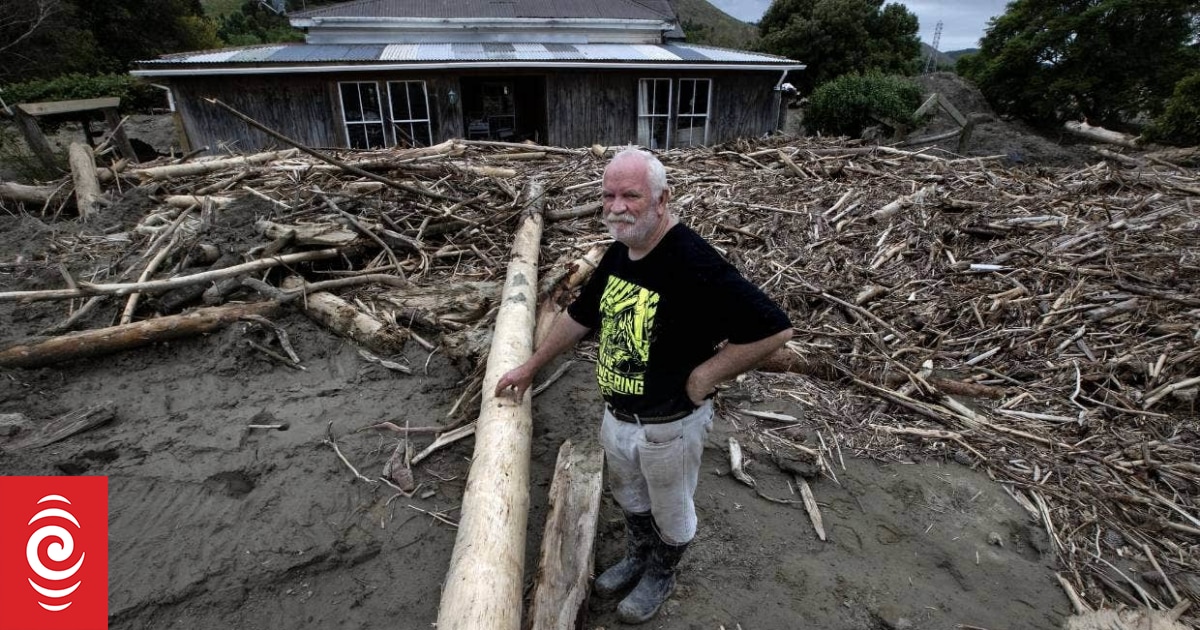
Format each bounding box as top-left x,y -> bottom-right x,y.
4,403 -> 115,450
526,440 -> 604,630
796,477 -> 826,542
68,142 -> 103,218
0,181 -> 63,206
281,276 -> 406,355
0,302 -> 279,368
411,422 -> 477,466
1064,121 -> 1142,149
3,132 -> 1198,625
437,182 -> 544,630
728,437 -> 756,487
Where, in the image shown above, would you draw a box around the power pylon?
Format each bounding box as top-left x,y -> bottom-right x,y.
924,20 -> 944,73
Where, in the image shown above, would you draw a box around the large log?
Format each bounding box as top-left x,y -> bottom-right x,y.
1064,121 -> 1142,149
526,440 -> 604,630
0,301 -> 279,369
69,142 -> 102,218
0,181 -> 61,205
128,149 -> 299,181
281,276 -> 407,355
437,182 -> 544,630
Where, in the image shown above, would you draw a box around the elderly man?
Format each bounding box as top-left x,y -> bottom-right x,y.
496,147 -> 792,623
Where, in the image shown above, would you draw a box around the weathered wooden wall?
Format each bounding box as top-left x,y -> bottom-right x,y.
168,69 -> 781,152
546,70 -> 778,147
709,72 -> 781,144
546,71 -> 638,147
172,75 -> 338,151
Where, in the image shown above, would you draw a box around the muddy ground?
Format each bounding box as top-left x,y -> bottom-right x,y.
0,192 -> 1074,628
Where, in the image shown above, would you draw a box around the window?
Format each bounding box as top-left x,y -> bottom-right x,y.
338,80 -> 433,149
637,78 -> 672,150
637,78 -> 712,149
675,79 -> 711,148
339,82 -> 385,150
387,81 -> 432,148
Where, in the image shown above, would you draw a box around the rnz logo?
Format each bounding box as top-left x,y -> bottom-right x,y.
0,476 -> 108,630
27,495 -> 87,611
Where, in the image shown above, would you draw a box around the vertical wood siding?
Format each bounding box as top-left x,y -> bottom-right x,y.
168,69 -> 782,152
546,71 -> 639,147
172,75 -> 337,151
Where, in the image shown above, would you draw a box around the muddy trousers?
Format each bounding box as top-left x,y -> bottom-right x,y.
599,401 -> 714,544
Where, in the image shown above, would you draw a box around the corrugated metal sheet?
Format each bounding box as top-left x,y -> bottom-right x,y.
289,0 -> 673,21
139,43 -> 796,67
228,46 -> 289,63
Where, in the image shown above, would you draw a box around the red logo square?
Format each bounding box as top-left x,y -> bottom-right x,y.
0,476 -> 108,630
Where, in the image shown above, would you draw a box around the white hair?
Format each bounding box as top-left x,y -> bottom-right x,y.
610,146 -> 668,201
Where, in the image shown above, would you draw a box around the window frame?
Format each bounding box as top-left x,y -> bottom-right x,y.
674,78 -> 712,148
337,79 -> 434,149
637,78 -> 673,150
337,81 -> 387,150
385,79 -> 433,148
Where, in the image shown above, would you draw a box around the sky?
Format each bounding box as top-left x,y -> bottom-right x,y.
707,0 -> 1012,52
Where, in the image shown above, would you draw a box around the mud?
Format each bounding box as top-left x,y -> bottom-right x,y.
0,207 -> 1074,629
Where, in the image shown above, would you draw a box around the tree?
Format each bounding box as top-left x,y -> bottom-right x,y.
757,0 -> 920,93
0,0 -> 60,56
958,0 -> 1200,130
218,0 -> 303,46
0,0 -> 220,82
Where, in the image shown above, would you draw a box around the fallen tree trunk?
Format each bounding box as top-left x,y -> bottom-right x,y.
757,346 -> 1006,399
526,440 -> 604,630
281,276 -> 407,355
69,142 -> 102,218
129,149 -> 298,181
0,301 -> 279,369
0,247 -> 342,303
437,181 -> 544,630
0,181 -> 61,205
1064,121 -> 1141,149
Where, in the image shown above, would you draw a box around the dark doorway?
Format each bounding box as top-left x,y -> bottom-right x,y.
460,75 -> 546,143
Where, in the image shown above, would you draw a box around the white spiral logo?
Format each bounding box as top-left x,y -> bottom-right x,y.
26,494 -> 86,612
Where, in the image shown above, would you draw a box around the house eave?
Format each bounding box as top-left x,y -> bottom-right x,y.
131,61 -> 806,78
291,16 -> 674,30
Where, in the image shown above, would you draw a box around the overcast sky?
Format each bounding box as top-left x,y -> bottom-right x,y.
708,0 -> 1012,52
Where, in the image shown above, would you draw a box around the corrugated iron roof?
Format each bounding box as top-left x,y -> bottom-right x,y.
289,0 -> 674,21
142,42 -> 794,68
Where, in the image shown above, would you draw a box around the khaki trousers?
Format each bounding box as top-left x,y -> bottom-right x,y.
599,401 -> 714,544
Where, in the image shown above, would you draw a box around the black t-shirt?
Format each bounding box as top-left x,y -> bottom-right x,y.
568,223 -> 792,416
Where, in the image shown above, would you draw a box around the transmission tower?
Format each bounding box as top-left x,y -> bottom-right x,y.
924,20 -> 943,73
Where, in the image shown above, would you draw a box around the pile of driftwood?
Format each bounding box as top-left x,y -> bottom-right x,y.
1,130 -> 1198,625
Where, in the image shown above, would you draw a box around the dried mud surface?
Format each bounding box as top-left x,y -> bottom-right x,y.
0,209 -> 1070,629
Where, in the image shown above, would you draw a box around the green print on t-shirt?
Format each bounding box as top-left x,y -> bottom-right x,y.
597,276 -> 659,397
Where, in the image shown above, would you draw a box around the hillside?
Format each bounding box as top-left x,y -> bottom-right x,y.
919,42 -> 956,70
675,0 -> 760,49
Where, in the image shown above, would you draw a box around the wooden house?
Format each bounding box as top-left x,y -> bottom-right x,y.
131,0 -> 803,152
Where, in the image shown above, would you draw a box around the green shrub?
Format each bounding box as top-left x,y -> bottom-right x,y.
0,74 -> 165,114
806,73 -> 924,138
1145,72 -> 1200,147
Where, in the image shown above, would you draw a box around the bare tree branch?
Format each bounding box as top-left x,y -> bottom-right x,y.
0,0 -> 61,56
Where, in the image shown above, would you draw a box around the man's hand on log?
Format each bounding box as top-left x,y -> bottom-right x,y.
495,363 -> 536,401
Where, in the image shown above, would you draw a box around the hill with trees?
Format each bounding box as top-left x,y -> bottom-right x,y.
676,0 -> 760,49
755,0 -> 921,94
957,0 -> 1199,143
